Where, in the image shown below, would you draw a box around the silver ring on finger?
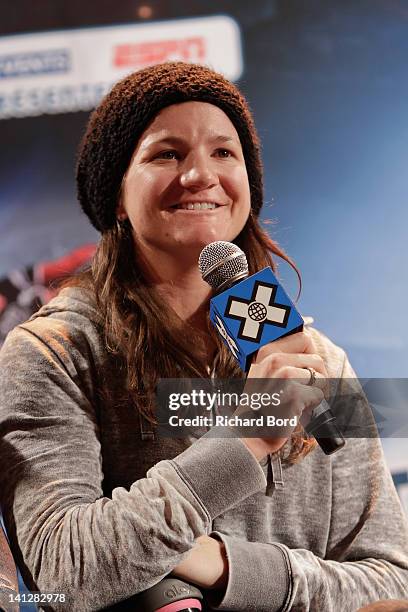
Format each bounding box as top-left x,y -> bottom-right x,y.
304,366 -> 317,386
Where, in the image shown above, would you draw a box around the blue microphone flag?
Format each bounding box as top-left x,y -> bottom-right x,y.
210,267 -> 304,371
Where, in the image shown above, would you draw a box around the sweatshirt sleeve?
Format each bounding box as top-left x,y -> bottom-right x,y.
0,324 -> 266,611
209,354 -> 408,611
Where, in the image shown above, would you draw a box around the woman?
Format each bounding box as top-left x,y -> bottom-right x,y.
0,62 -> 407,611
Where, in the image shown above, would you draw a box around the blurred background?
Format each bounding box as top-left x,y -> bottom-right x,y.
1,0 -> 407,513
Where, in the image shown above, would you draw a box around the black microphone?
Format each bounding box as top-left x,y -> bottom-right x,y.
199,241 -> 345,456
134,578 -> 203,612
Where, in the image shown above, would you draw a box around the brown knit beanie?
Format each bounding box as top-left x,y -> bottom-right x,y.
77,61 -> 264,232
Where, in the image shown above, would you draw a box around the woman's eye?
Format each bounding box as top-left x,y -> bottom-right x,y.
156,150 -> 179,160
215,148 -> 233,158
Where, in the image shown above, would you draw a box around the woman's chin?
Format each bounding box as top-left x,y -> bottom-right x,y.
173,230 -> 235,251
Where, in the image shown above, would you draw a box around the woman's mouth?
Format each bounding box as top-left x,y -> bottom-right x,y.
171,202 -> 221,211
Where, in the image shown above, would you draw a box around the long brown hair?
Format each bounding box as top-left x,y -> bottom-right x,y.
65,213 -> 316,464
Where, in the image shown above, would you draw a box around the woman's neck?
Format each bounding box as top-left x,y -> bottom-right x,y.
155,274 -> 216,367
138,244 -> 213,325
156,275 -> 214,364
138,246 -> 217,366
157,277 -> 210,323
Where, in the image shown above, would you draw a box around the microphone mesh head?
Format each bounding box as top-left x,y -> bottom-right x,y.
198,241 -> 249,290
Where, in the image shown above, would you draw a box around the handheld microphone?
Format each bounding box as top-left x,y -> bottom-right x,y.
134,578 -> 203,612
198,241 -> 345,455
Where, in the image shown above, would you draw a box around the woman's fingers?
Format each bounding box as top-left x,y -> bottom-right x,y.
242,333 -> 330,459
276,365 -> 328,393
284,380 -> 325,411
259,351 -> 327,376
240,380 -> 325,459
249,351 -> 328,387
255,330 -> 316,363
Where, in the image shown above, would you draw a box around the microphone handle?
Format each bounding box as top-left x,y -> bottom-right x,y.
304,401 -> 345,455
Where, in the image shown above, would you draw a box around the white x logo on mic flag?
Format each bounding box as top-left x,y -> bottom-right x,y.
226,283 -> 290,342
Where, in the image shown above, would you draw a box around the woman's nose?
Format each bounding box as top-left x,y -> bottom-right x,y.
179,156 -> 218,191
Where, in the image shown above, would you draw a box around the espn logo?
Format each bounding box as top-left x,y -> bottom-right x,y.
113,37 -> 206,68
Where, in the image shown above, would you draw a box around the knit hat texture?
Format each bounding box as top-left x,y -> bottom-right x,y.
77,61 -> 264,232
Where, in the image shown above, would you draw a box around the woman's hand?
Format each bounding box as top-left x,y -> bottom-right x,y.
241,331 -> 328,460
171,535 -> 228,590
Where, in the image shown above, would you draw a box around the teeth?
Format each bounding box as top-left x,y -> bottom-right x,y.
175,202 -> 218,210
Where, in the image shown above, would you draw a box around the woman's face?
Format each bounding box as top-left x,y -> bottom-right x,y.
118,101 -> 251,260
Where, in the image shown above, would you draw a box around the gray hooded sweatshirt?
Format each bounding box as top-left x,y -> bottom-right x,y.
0,287 -> 407,611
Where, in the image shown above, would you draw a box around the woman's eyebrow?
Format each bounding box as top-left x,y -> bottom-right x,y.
211,134 -> 237,144
139,133 -> 238,150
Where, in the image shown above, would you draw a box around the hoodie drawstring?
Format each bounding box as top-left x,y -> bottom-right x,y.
140,414 -> 155,441
266,453 -> 284,496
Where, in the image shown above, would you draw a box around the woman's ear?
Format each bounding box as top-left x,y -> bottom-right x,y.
116,174 -> 130,221
116,197 -> 128,221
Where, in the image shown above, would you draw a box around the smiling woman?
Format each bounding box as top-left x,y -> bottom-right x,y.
116,101 -> 251,266
0,61 -> 407,612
